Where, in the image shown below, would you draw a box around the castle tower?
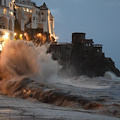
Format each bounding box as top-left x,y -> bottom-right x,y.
72,32 -> 86,44
39,3 -> 55,38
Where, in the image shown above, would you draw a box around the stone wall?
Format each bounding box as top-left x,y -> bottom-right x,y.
49,33 -> 120,77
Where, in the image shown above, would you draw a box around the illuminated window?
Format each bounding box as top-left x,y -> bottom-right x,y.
23,8 -> 25,11
30,10 -> 32,13
27,8 -> 29,12
10,11 -> 13,16
3,9 -> 7,14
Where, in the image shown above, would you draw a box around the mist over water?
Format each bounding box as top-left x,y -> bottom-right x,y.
0,40 -> 61,81
1,40 -> 119,88
0,40 -> 120,117
0,41 -> 37,78
0,40 -> 62,95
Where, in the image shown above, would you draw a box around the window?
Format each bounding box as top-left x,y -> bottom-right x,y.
9,11 -> 13,16
86,44 -> 88,46
97,49 -> 100,52
3,9 -> 7,14
0,0 -> 2,5
9,3 -> 12,8
4,0 -> 6,6
9,19 -> 12,31
41,12 -> 44,15
27,8 -> 29,12
33,17 -> 35,20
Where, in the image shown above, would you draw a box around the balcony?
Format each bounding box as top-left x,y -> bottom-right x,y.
93,44 -> 102,47
15,1 -> 36,6
0,7 -> 14,18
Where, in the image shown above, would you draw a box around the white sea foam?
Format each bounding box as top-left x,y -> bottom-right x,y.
0,40 -> 120,92
0,40 -> 61,91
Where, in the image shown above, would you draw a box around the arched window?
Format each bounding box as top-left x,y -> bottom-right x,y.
0,0 -> 2,5
9,19 -> 12,31
0,16 -> 7,29
4,0 -> 6,6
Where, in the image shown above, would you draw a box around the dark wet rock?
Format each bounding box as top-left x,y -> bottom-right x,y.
49,32 -> 120,77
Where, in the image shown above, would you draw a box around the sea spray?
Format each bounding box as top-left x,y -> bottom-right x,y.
1,40 -> 120,117
0,40 -> 38,95
0,40 -> 61,82
0,40 -> 38,79
35,44 -> 62,84
0,40 -> 62,96
0,40 -> 104,110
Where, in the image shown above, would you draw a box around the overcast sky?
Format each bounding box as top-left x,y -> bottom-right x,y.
32,0 -> 120,70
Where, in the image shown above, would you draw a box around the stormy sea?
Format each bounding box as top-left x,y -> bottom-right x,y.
0,40 -> 120,120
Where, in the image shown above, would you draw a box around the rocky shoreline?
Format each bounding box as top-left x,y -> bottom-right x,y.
49,32 -> 120,77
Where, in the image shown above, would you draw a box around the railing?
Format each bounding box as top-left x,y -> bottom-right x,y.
93,44 -> 102,47
0,7 -> 14,18
15,1 -> 36,6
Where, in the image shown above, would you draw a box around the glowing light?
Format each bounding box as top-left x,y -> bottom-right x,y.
9,11 -> 13,16
11,12 -> 13,16
14,33 -> 17,36
20,34 -> 22,37
55,36 -> 59,40
27,8 -> 29,12
3,9 -> 7,14
19,34 -> 23,39
23,8 -> 25,11
3,32 -> 9,40
24,33 -> 27,36
0,44 -> 2,51
37,33 -> 42,37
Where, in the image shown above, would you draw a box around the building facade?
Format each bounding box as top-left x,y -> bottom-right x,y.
0,0 -> 55,43
0,0 -> 15,41
14,0 -> 55,38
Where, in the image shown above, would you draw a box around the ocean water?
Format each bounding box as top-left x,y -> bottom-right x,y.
0,40 -> 120,118
55,72 -> 120,104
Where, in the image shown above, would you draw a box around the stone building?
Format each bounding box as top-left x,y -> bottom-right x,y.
0,0 -> 55,46
0,0 -> 15,41
14,0 -> 55,38
72,32 -> 103,54
49,32 -> 120,77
